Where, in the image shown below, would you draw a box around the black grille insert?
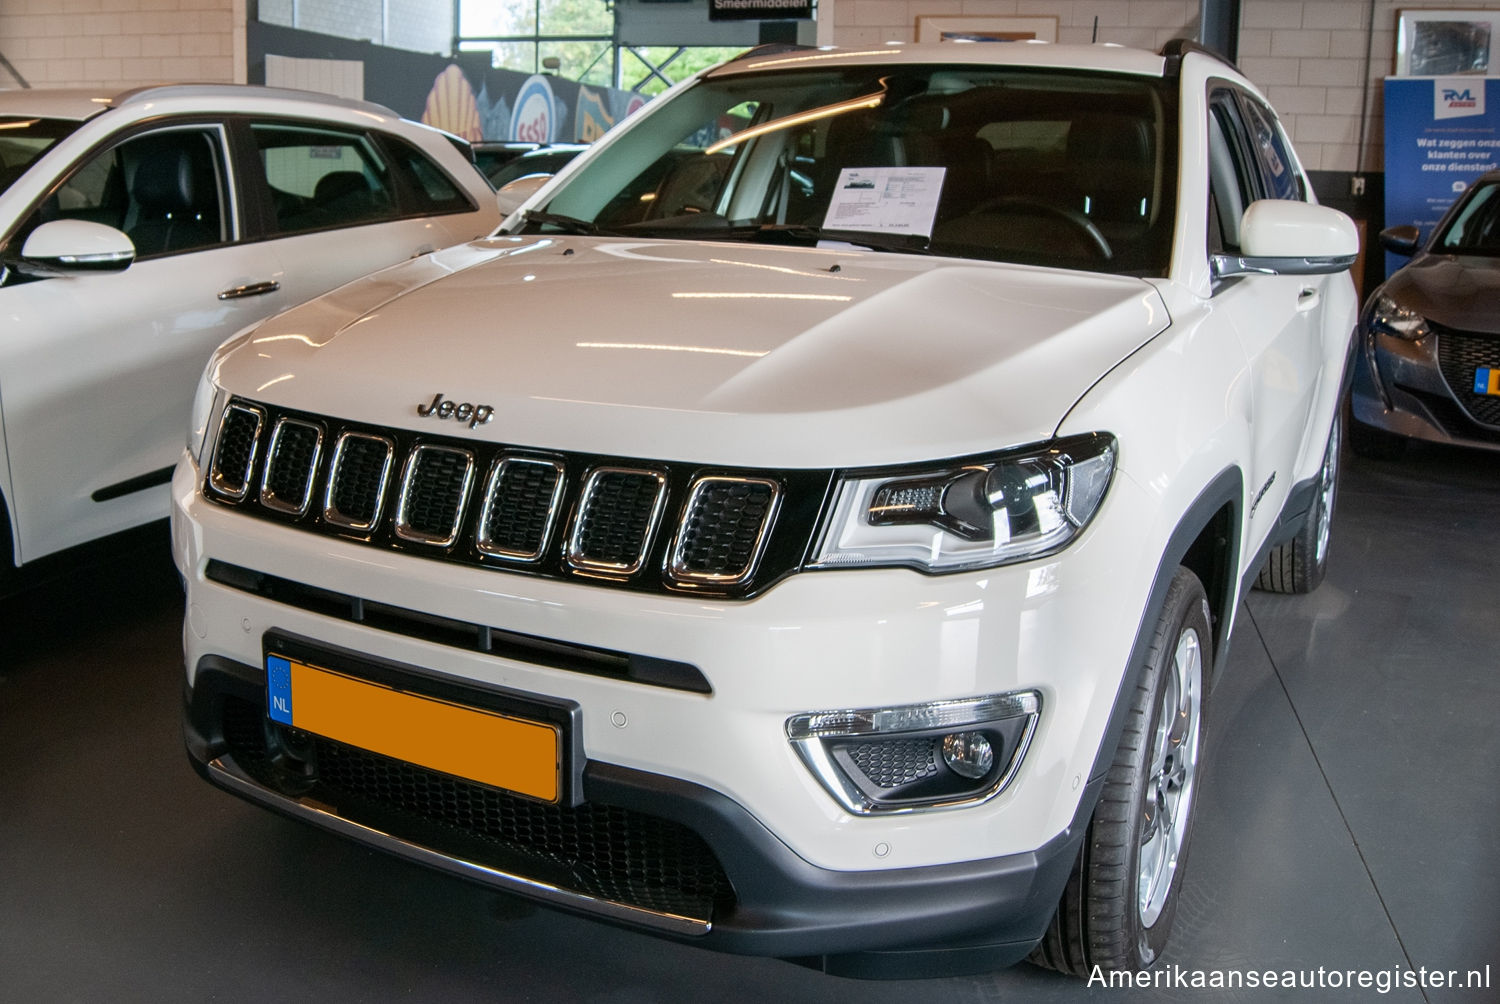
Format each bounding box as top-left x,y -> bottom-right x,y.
396,445 -> 474,546
260,419 -> 323,515
567,469 -> 666,574
671,477 -> 780,584
209,404 -> 264,499
326,433 -> 394,530
478,457 -> 564,561
1437,327 -> 1500,428
220,696 -> 734,922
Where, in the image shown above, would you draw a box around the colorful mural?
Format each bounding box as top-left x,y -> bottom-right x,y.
248,22 -> 646,144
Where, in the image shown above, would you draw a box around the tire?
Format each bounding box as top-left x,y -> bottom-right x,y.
1031,567 -> 1210,975
1255,408 -> 1340,594
1347,417 -> 1406,461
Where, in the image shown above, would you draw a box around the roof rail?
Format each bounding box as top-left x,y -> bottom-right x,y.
728,43 -> 815,63
1159,37 -> 1241,75
108,83 -> 397,118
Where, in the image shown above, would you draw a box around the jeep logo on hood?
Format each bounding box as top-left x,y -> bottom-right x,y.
417,393 -> 494,429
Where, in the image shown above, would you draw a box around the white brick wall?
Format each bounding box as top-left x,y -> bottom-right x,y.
831,0 -> 1199,50
0,0 -> 237,88
1236,1 -> 1500,172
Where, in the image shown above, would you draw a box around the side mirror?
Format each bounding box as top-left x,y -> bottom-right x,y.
1378,224 -> 1421,257
496,173 -> 553,217
1212,199 -> 1359,279
17,219 -> 135,277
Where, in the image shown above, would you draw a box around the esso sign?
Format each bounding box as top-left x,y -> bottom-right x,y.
510,75 -> 558,143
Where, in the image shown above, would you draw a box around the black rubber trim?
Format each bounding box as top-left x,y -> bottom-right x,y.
205,559 -> 712,693
1083,466 -> 1243,790
184,653 -> 1095,975
91,464 -> 175,502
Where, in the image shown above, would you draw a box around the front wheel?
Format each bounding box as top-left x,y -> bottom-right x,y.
1032,567 -> 1210,974
1255,408 -> 1340,594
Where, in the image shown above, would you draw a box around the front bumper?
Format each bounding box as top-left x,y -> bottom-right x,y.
185,651 -> 1095,975
172,450 -> 1160,972
1351,326 -> 1500,452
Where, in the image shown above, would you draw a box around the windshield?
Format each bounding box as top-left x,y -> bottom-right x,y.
0,117 -> 80,196
1433,180 -> 1500,255
526,65 -> 1177,276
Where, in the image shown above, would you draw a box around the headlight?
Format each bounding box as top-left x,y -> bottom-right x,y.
810,433 -> 1115,574
1367,292 -> 1430,341
186,365 -> 223,464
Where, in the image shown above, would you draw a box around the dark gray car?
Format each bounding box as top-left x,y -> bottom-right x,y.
1350,170 -> 1500,457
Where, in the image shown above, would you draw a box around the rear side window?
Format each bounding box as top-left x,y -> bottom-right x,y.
251,123 -> 397,235
383,136 -> 474,213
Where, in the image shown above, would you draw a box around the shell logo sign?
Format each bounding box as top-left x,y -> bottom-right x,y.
422,65 -> 482,141
510,75 -> 557,143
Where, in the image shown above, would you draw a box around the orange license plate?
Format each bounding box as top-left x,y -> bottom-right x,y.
266,654 -> 561,803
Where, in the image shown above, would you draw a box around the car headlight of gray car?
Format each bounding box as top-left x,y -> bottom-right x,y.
1366,291 -> 1431,342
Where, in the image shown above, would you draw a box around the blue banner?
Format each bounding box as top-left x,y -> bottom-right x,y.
1384,77 -> 1500,275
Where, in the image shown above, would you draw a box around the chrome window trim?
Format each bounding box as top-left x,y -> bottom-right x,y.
322,431 -> 395,532
476,455 -> 567,563
258,417 -> 324,516
393,443 -> 475,547
565,467 -> 668,577
207,401 -> 265,501
667,475 -> 782,587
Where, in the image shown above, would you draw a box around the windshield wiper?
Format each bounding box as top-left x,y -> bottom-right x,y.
521,210 -> 614,236
673,222 -> 933,255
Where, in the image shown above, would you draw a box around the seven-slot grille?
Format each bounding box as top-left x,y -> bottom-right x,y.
204,398 -> 809,597
1437,327 -> 1500,428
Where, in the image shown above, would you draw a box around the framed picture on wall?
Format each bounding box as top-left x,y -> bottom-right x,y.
1396,9 -> 1500,76
915,16 -> 1059,44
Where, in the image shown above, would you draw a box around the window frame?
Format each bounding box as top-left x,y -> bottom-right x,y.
1,117 -> 237,272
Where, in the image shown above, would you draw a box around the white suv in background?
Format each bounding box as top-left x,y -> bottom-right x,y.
0,85 -> 499,589
173,41 -> 1357,977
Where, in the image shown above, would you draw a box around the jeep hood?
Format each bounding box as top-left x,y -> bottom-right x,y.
217,236 -> 1169,468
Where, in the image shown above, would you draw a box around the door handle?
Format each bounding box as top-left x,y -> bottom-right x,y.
218,280 -> 281,301
410,244 -> 436,258
1297,286 -> 1321,311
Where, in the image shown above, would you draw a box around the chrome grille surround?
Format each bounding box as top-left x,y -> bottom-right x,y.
323,432 -> 396,532
565,468 -> 668,577
476,456 -> 567,562
208,402 -> 266,501
259,418 -> 324,516
394,444 -> 476,547
668,476 -> 782,587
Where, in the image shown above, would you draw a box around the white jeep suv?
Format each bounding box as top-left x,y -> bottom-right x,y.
173,41 -> 1357,977
0,85 -> 499,589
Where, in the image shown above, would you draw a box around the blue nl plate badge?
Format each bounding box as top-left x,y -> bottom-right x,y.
267,655 -> 293,724
1475,367 -> 1500,397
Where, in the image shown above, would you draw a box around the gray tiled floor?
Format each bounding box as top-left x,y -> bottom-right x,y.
2,442 -> 1496,1002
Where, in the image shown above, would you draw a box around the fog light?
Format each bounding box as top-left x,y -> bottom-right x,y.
786,691 -> 1040,814
942,731 -> 994,779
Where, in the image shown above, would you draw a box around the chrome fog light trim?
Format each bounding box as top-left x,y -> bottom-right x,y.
786,691 -> 1041,815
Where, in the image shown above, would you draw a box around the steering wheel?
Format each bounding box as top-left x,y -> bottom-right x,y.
968,196 -> 1113,259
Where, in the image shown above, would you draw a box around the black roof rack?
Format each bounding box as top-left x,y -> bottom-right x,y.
1159,37 -> 1241,75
